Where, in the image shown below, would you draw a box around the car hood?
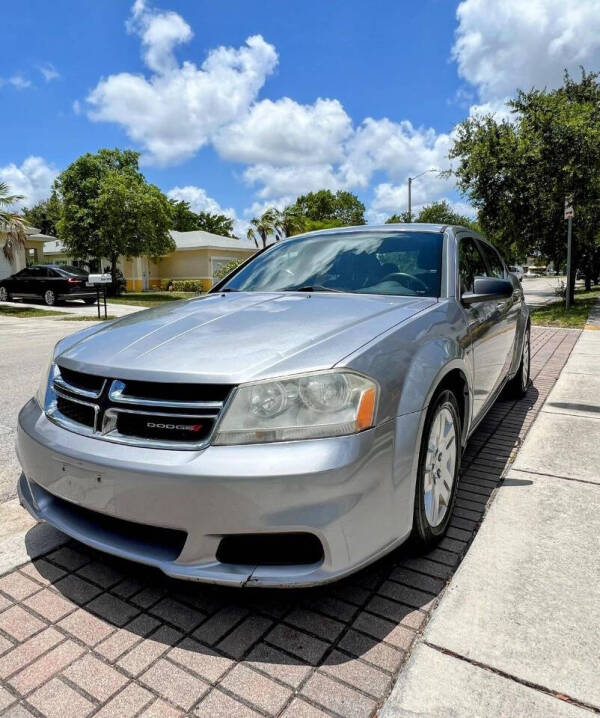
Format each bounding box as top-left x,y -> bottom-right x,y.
56,292 -> 436,384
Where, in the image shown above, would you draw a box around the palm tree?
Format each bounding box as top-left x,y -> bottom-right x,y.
246,207 -> 280,248
277,206 -> 306,238
0,182 -> 28,264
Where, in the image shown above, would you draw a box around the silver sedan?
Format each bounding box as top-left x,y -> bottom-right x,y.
17,224 -> 529,587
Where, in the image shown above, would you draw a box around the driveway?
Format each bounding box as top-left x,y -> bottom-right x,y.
521,275 -> 572,306
0,325 -> 579,717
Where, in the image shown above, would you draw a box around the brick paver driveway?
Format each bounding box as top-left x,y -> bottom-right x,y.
0,327 -> 580,718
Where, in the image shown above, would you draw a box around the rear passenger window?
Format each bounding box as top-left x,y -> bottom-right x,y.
479,243 -> 506,279
459,238 -> 488,293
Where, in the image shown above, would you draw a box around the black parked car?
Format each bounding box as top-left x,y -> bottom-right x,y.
0,265 -> 97,306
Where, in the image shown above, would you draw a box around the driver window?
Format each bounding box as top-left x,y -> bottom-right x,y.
459,238 -> 488,294
479,242 -> 506,279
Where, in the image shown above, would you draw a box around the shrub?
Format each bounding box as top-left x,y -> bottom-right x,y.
170,280 -> 204,292
214,258 -> 244,281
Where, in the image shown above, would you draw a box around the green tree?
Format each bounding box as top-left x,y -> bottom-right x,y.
291,189 -> 366,226
55,149 -> 174,290
195,212 -> 234,237
169,199 -> 200,232
277,205 -> 306,237
247,208 -> 280,247
449,70 -> 600,297
416,200 -> 478,228
0,182 -> 28,264
22,194 -> 62,237
385,212 -> 412,224
213,257 -> 245,281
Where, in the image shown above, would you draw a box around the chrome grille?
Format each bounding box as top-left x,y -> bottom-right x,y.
49,364 -> 233,449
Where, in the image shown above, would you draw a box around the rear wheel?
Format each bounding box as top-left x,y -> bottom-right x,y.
44,289 -> 56,306
0,286 -> 10,302
412,389 -> 461,548
505,323 -> 530,398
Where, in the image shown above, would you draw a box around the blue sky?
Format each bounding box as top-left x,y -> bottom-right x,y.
2,0 -> 599,232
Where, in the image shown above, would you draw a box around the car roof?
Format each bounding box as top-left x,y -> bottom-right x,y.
285,223 -> 474,241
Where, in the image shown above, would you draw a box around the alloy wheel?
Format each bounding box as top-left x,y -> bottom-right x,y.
423,403 -> 458,527
0,287 -> 7,302
44,290 -> 56,306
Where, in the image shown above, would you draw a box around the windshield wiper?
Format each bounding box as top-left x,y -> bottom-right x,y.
285,285 -> 342,293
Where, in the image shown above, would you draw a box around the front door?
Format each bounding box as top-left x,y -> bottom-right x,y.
458,237 -> 505,419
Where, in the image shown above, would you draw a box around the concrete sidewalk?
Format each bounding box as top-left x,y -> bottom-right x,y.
383,327 -> 600,716
1,298 -> 141,317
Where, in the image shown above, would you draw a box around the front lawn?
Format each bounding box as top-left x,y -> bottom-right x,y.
0,305 -> 67,318
529,287 -> 600,328
108,291 -> 197,307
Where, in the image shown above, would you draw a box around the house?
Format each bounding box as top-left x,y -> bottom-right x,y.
0,226 -> 56,280
41,230 -> 259,291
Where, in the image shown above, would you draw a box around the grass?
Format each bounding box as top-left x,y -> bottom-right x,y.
0,305 -> 67,318
107,291 -> 197,306
529,286 -> 600,328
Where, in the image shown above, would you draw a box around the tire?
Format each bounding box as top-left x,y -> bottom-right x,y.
412,389 -> 462,549
0,286 -> 10,302
505,323 -> 530,398
43,289 -> 56,306
83,298 -> 96,305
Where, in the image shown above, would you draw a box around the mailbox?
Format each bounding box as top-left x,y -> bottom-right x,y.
88,273 -> 112,285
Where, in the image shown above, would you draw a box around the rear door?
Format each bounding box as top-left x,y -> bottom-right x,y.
477,240 -> 520,387
458,237 -> 503,419
29,267 -> 49,298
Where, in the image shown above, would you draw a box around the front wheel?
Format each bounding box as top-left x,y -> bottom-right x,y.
0,286 -> 10,302
505,323 -> 530,398
43,289 -> 56,306
412,389 -> 461,549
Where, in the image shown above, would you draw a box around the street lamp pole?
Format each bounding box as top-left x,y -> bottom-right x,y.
407,169 -> 437,222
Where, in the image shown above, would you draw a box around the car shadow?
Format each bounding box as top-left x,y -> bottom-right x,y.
24,384 -> 541,690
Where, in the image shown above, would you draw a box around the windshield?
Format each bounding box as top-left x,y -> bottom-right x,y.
219,231 -> 443,297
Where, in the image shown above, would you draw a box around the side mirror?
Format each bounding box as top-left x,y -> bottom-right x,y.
462,277 -> 513,305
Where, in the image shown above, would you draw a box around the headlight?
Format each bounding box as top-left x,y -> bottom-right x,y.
213,370 -> 377,445
35,347 -> 58,411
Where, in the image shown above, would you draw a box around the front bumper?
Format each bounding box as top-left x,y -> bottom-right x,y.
17,399 -> 421,587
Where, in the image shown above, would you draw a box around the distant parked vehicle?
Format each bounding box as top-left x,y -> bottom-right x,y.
509,265 -> 524,281
0,265 -> 97,306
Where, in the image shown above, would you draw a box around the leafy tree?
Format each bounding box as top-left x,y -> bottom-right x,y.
0,182 -> 28,264
277,206 -> 306,237
449,70 -> 600,297
416,200 -> 478,228
301,218 -> 346,233
169,199 -> 235,237
385,212 -> 412,224
247,208 -> 280,247
55,149 -> 174,291
169,199 -> 200,232
22,194 -> 62,237
291,189 -> 366,226
196,212 -> 234,237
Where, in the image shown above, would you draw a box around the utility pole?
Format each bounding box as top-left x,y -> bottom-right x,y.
564,195 -> 574,310
407,169 -> 437,223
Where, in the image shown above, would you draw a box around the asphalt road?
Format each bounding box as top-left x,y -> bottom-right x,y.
0,318 -> 88,504
521,275 -> 568,307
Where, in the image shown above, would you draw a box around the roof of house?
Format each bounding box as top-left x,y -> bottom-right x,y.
42,230 -> 257,255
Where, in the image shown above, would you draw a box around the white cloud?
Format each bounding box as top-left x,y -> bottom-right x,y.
0,156 -> 58,209
453,0 -> 600,103
167,184 -> 235,218
243,163 -> 342,200
39,63 -> 60,82
127,0 -> 193,74
87,2 -> 278,165
72,99 -> 82,115
214,97 -> 352,166
6,74 -> 31,90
